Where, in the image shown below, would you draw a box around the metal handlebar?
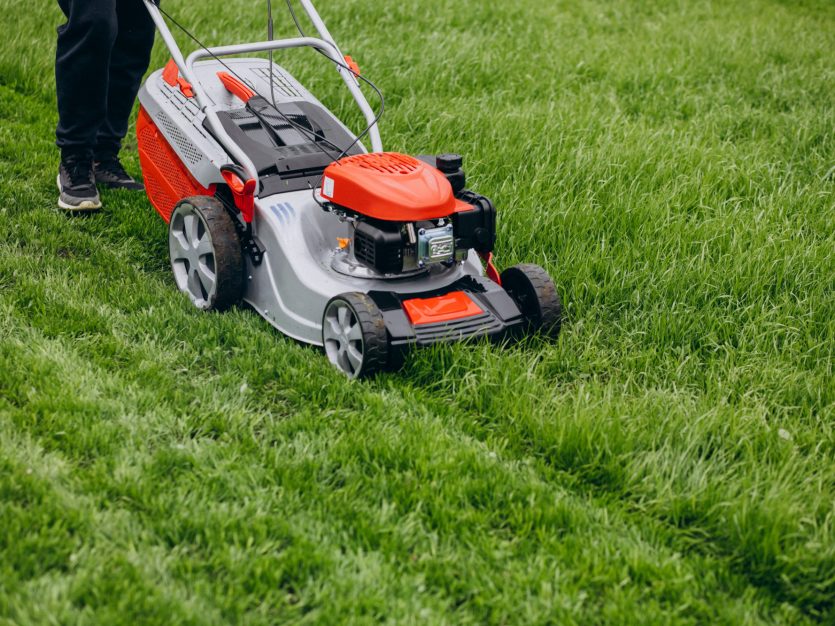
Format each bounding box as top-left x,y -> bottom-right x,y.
141,0 -> 383,184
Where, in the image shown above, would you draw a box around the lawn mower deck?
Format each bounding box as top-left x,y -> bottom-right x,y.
137,1 -> 561,377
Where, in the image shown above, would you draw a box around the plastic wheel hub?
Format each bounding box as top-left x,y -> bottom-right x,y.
170,203 -> 217,308
323,300 -> 365,377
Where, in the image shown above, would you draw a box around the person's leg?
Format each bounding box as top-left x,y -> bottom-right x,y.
55,0 -> 118,160
93,0 -> 156,162
55,0 -> 118,211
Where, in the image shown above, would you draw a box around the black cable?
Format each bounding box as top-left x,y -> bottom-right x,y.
285,0 -> 304,38
158,0 -> 384,163
267,0 -> 277,109
284,0 -> 385,161
152,0 -> 385,213
154,2 -> 345,162
282,0 -> 386,213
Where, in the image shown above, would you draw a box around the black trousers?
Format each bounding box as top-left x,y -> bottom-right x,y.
55,0 -> 156,160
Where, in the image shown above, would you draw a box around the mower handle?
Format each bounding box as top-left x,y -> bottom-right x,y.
184,35 -> 382,150
141,0 -> 383,184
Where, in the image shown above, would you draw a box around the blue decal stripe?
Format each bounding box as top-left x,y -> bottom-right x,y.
267,203 -> 296,225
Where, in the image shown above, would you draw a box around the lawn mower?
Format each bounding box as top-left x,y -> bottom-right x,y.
137,0 -> 562,378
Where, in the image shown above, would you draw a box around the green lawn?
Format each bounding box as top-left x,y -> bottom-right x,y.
1,0 -> 834,623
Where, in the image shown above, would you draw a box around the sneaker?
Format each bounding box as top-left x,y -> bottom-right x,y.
93,155 -> 144,191
57,157 -> 102,212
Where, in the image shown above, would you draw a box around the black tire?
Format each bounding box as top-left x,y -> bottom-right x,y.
501,263 -> 562,337
322,292 -> 389,379
168,196 -> 243,311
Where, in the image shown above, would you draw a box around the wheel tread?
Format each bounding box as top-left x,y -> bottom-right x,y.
501,263 -> 562,337
171,195 -> 243,311
325,292 -> 389,378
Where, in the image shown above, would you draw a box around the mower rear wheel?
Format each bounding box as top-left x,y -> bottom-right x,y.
169,196 -> 243,311
322,293 -> 389,379
501,263 -> 562,337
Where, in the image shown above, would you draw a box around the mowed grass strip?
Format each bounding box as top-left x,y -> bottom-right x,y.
1,0 -> 833,623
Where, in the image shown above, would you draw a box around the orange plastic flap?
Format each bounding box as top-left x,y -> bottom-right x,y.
402,292 -> 483,326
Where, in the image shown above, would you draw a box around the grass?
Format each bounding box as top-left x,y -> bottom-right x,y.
1,0 -> 833,623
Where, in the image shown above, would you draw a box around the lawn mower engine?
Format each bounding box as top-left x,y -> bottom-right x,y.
319,152 -> 496,276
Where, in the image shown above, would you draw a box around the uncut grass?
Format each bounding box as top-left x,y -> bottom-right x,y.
2,0 -> 834,623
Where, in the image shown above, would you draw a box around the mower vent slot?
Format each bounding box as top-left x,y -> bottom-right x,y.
341,153 -> 419,175
230,109 -> 318,137
156,110 -> 203,166
253,67 -> 301,98
354,233 -> 374,262
259,110 -> 316,134
138,124 -> 178,212
279,144 -> 326,155
160,85 -> 203,125
354,233 -> 390,268
412,311 -> 503,344
137,108 -> 213,221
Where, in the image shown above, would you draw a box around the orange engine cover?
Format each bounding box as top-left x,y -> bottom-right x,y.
320,152 -> 465,221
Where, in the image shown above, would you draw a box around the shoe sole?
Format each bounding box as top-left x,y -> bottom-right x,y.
57,174 -> 102,212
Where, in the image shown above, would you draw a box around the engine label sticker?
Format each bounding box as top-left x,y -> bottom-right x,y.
322,176 -> 335,199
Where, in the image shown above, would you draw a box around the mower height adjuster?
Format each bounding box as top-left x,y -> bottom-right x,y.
220,164 -> 256,223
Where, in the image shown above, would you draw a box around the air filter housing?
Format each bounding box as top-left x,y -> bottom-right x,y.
353,219 -> 405,274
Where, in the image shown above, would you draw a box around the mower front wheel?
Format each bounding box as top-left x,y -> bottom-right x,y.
501,263 -> 562,338
168,196 -> 244,311
322,293 -> 389,379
